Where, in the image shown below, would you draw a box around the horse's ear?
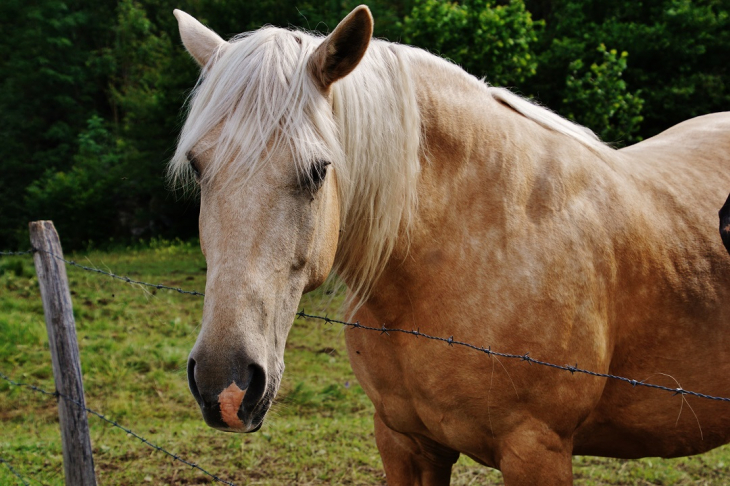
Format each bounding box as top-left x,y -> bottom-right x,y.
310,5 -> 373,90
173,9 -> 227,68
719,193 -> 730,255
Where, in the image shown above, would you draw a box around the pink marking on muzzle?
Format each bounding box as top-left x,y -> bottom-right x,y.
219,381 -> 247,429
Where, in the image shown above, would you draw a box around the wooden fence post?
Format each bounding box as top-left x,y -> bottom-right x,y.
29,221 -> 97,486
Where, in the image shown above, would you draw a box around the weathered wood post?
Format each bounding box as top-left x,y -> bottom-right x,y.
29,221 -> 97,486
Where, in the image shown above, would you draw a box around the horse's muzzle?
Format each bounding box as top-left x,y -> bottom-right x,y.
187,357 -> 268,433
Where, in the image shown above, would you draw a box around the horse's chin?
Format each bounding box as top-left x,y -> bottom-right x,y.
211,419 -> 264,434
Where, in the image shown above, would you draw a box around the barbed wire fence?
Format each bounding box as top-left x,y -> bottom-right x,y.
1,236 -> 235,486
2,236 -> 730,484
14,246 -> 730,403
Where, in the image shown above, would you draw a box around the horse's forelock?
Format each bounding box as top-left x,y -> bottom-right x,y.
170,27 -> 327,186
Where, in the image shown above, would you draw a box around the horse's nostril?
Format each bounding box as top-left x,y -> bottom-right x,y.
187,357 -> 204,405
242,363 -> 267,408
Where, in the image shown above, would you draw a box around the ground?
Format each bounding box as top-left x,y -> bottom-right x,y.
1,240 -> 728,485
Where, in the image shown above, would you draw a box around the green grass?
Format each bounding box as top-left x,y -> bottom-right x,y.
1,241 -> 729,485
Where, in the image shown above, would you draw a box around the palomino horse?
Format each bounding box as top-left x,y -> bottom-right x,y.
171,6 -> 730,485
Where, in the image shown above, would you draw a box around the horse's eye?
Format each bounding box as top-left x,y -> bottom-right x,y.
304,160 -> 331,192
190,159 -> 201,179
186,151 -> 201,180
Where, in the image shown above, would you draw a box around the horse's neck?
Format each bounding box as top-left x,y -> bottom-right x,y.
359,57 -> 622,316
414,57 -> 617,229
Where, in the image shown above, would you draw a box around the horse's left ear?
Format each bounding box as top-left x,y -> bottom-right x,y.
310,5 -> 373,90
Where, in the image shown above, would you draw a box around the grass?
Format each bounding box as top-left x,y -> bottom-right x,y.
1,239 -> 729,485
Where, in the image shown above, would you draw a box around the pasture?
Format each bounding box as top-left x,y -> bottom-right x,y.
1,240 -> 729,485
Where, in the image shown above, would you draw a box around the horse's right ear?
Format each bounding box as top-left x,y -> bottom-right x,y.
173,9 -> 227,68
310,5 -> 373,90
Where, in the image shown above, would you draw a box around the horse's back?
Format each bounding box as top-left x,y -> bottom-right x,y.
619,112 -> 730,197
615,112 -> 730,249
620,112 -> 730,155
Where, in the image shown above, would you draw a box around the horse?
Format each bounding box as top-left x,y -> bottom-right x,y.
170,6 -> 730,485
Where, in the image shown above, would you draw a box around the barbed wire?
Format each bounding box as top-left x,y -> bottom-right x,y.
0,371 -> 237,486
0,457 -> 31,486
4,247 -> 730,404
296,311 -> 730,403
0,250 -> 34,256
42,249 -> 205,297
2,248 -> 206,296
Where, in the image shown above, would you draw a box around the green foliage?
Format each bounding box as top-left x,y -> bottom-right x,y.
0,0 -> 112,248
563,45 -> 644,143
525,0 -> 730,141
25,116 -> 124,248
1,0 -> 728,248
401,0 -> 542,86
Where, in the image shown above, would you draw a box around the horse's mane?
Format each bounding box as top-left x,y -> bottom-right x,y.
489,87 -> 601,146
169,27 -> 602,309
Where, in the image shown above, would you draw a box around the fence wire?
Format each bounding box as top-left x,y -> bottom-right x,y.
0,371 -> 237,486
0,250 -> 34,256
5,247 -> 730,403
296,312 -> 730,403
3,247 -> 730,403
39,249 -> 205,297
0,457 -> 31,486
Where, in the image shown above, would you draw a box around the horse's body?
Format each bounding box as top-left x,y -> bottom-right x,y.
171,7 -> 730,484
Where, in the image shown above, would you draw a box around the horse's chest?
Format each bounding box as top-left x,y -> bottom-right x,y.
344,322 -> 504,445
345,328 -> 423,430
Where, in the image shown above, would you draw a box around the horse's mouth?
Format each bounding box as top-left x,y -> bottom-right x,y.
200,397 -> 271,433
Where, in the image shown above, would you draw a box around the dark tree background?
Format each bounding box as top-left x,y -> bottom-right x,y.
1,0 -> 728,249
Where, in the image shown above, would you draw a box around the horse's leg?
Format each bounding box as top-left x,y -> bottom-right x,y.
374,413 -> 459,485
497,423 -> 573,486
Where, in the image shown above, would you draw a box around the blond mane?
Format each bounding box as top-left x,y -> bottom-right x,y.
169,26 -> 602,307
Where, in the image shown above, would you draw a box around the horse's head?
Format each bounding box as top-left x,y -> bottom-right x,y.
171,7 -> 373,432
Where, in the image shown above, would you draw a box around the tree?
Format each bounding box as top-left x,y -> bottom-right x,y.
0,0 -> 118,247
400,0 -> 542,87
525,0 -> 730,142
